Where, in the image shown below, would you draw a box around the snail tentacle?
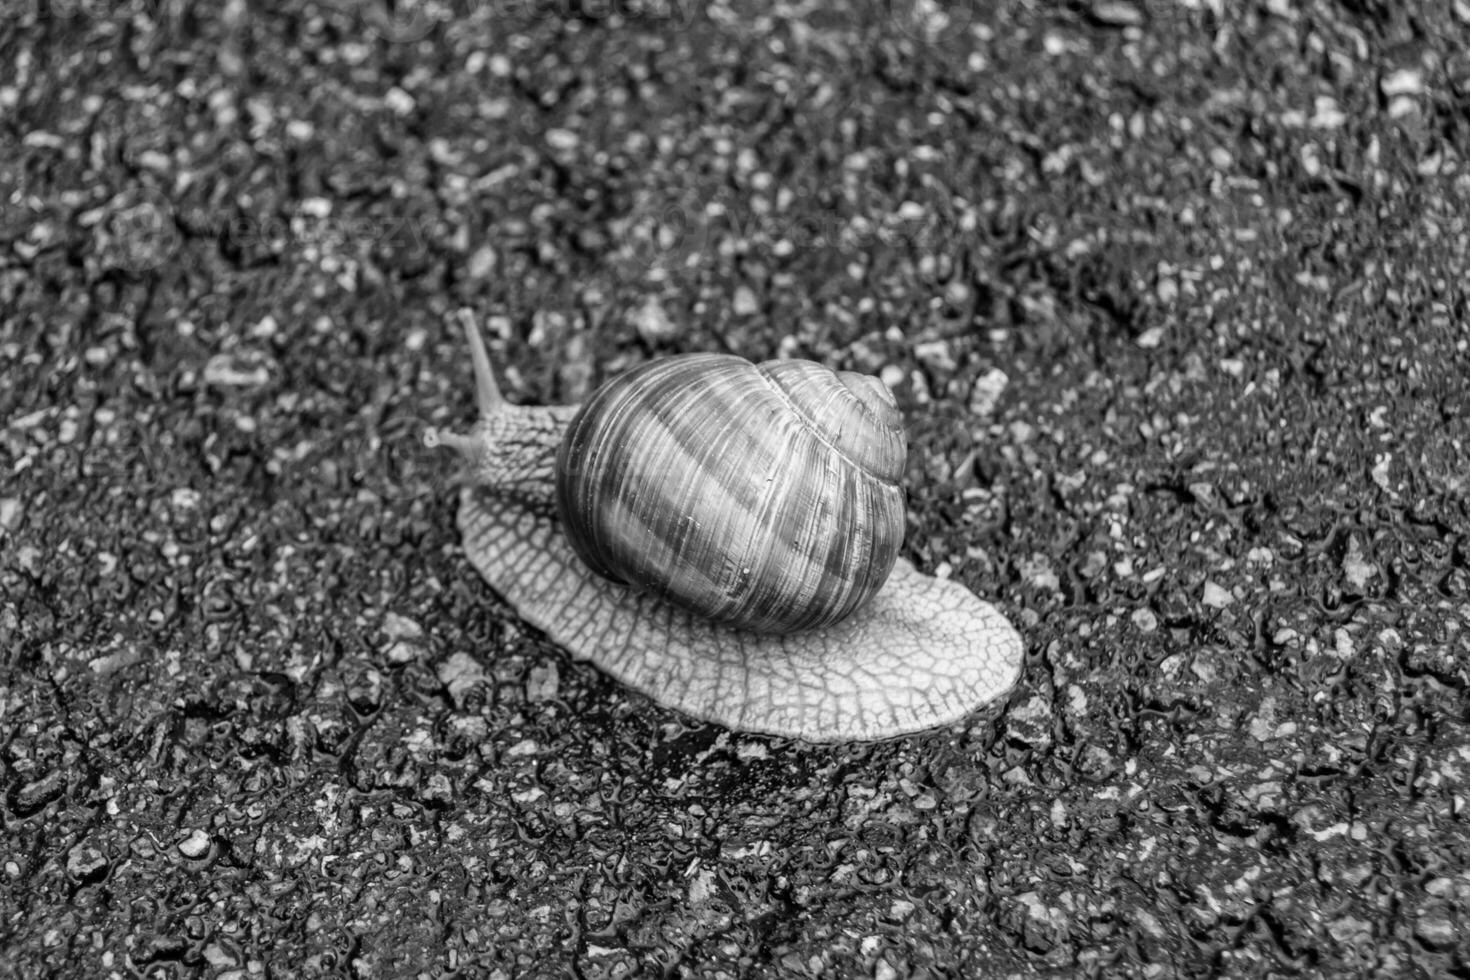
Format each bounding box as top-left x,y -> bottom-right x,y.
456,307 -> 504,416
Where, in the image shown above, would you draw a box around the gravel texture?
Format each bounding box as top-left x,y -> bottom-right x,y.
3,1 -> 1470,977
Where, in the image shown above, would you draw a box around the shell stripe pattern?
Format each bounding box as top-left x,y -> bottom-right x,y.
556,354 -> 905,634
459,486 -> 1025,741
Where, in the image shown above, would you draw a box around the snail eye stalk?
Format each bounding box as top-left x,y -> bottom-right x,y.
455,308 -> 504,418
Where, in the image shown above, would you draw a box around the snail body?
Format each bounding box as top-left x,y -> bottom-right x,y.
427,311 -> 1023,742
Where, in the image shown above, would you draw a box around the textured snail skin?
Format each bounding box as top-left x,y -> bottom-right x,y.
556,353 -> 905,634
428,314 -> 1025,742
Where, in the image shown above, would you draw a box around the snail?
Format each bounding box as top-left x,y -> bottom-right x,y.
425,310 -> 1023,742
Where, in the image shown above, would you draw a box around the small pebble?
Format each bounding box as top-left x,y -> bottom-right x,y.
1020,555 -> 1061,592
631,296 -> 680,343
1387,95 -> 1418,120
178,829 -> 212,859
1006,695 -> 1054,748
383,86 -> 415,115
0,498 -> 20,534
912,340 -> 957,374
1414,914 -> 1456,951
468,244 -> 498,281
383,612 -> 423,641
1424,877 -> 1457,898
732,285 -> 759,316
204,352 -> 271,388
1371,454 -> 1393,492
1136,326 -> 1166,349
67,845 -> 108,879
526,661 -> 560,701
383,612 -> 425,664
968,368 -> 1009,417
1380,68 -> 1423,98
1328,916 -> 1372,944
545,128 -> 580,152
1310,96 -> 1347,129
438,652 -> 488,709
14,545 -> 42,574
1089,0 -> 1143,26
1341,536 -> 1376,590
1202,581 -> 1234,608
203,945 -> 239,970
170,488 -> 201,510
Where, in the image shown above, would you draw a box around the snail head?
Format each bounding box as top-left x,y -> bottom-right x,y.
425,309 -> 568,509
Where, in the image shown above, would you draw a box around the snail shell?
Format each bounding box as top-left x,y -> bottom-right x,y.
555,353 -> 906,634
426,311 -> 1024,742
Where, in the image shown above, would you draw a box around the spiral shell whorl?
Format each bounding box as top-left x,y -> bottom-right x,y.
555,354 -> 906,634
